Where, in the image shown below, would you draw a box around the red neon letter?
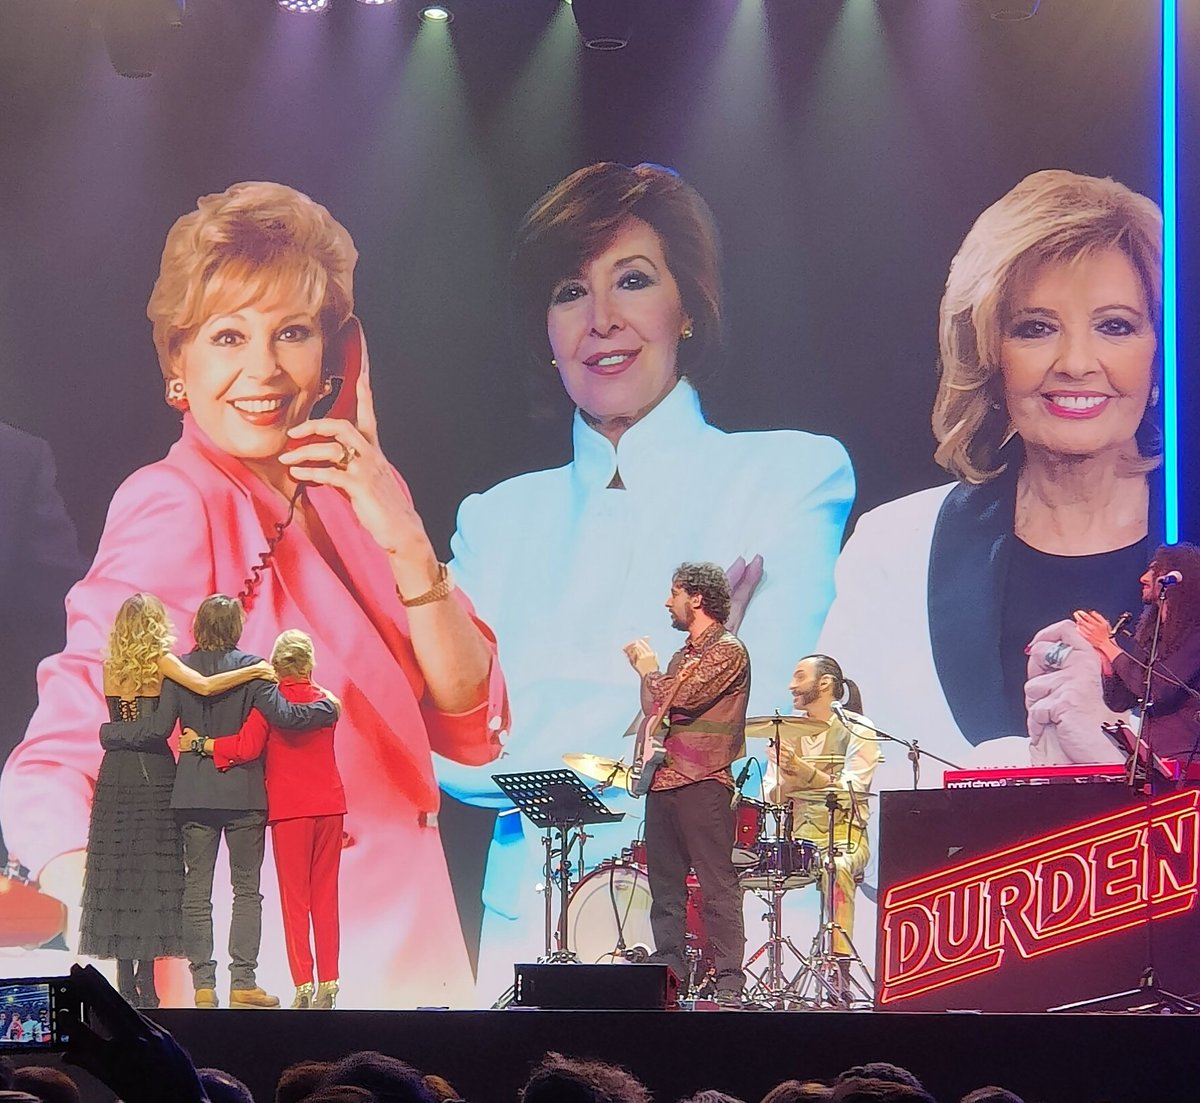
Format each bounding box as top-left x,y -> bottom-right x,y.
1090,828 -> 1144,916
983,868 -> 1037,955
882,903 -> 934,984
1034,851 -> 1089,932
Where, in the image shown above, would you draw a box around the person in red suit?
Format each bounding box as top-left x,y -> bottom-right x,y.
183,630 -> 346,1010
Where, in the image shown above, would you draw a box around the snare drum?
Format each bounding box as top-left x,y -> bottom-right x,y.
732,798 -> 766,867
566,861 -> 709,970
738,838 -> 820,890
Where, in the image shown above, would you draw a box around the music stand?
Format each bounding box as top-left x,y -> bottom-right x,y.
493,769 -> 625,963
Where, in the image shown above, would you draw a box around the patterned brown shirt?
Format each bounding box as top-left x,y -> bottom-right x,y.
644,623 -> 750,791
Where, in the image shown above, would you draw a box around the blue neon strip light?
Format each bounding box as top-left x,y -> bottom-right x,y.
1163,0 -> 1179,543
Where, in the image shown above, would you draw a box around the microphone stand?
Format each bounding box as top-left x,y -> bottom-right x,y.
836,710 -> 964,788
1053,586 -> 1200,1014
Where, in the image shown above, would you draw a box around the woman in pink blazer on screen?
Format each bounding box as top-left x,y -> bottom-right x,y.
0,182 -> 508,1009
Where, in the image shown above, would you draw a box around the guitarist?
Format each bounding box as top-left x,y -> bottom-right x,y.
624,562 -> 750,1007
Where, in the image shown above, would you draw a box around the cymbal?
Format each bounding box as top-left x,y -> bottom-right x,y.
564,753 -> 632,786
744,715 -> 829,739
777,754 -> 849,763
790,787 -> 877,803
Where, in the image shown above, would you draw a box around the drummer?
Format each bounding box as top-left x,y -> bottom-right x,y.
763,655 -> 880,968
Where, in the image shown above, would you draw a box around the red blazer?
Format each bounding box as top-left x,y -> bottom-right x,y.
213,676 -> 347,823
0,415 -> 509,1008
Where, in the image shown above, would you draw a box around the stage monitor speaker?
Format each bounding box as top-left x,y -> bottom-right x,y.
512,963 -> 679,1009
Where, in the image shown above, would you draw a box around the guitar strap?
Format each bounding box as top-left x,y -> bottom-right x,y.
626,632 -> 719,742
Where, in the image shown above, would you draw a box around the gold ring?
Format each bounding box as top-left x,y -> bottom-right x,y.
335,443 -> 358,471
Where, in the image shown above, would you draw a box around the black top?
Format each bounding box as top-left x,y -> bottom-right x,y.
999,537 -> 1149,735
928,444 -> 1163,747
100,648 -> 336,812
100,685 -> 181,753
1104,633 -> 1200,760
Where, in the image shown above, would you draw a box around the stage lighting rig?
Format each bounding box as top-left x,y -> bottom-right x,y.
91,0 -> 184,78
570,0 -> 639,51
276,0 -> 331,12
983,0 -> 1040,18
420,6 -> 453,21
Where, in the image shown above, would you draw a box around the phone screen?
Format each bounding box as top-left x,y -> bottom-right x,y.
0,977 -> 78,1051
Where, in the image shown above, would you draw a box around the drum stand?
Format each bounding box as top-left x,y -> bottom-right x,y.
787,787 -> 874,1009
742,800 -> 817,1008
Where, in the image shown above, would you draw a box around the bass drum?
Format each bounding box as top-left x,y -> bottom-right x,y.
567,862 -> 655,965
566,862 -> 712,989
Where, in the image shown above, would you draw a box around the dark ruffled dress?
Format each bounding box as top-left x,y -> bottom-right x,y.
78,685 -> 184,960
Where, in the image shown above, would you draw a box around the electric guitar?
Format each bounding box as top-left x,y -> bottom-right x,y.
626,658 -> 700,797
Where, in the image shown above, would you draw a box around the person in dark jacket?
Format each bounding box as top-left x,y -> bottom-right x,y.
172,595 -> 337,1008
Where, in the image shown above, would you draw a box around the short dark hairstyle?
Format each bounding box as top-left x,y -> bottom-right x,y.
960,1089 -> 1025,1103
277,1061 -> 335,1103
520,1052 -> 651,1103
834,1067 -> 924,1092
197,1068 -> 254,1103
513,161 -> 724,397
10,1068 -> 80,1103
761,1083 -> 832,1103
304,1089 -> 379,1103
673,562 -> 732,625
320,1052 -> 435,1103
192,594 -> 245,651
829,1079 -> 935,1103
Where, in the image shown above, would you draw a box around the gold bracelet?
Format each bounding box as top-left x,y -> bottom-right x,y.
399,562 -> 455,608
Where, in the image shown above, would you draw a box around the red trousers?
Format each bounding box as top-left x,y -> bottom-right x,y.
271,814 -> 344,985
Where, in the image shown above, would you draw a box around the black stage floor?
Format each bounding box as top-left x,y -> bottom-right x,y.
116,1008 -> 1196,1103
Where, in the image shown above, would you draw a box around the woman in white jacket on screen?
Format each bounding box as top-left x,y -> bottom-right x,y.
444,161 -> 856,999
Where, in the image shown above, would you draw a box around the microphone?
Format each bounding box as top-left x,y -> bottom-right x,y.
730,758 -> 754,809
831,701 -> 849,723
1157,571 -> 1183,588
1109,611 -> 1133,639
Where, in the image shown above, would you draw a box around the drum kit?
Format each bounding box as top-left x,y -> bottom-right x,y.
560,713 -> 876,1009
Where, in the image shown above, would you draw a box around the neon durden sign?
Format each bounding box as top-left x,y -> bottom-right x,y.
879,791 -> 1200,1006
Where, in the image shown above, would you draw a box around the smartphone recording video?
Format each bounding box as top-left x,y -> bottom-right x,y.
0,977 -> 81,1052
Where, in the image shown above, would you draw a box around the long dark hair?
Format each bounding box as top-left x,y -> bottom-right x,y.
802,654 -> 863,714
1134,543 -> 1200,656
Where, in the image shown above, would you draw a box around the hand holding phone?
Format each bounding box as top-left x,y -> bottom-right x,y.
64,964 -> 207,1103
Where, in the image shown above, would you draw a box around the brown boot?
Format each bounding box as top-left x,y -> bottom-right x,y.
229,986 -> 280,1009
194,988 -> 219,1009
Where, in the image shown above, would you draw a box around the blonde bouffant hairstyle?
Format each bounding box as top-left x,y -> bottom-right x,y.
105,593 -> 175,691
932,169 -> 1162,485
147,181 -> 358,381
271,629 -> 316,678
